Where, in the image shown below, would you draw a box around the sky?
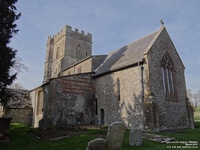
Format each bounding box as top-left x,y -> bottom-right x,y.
9,0 -> 200,92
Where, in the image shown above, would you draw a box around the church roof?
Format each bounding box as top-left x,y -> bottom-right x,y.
94,26 -> 164,76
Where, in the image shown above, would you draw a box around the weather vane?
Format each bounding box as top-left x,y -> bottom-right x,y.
160,19 -> 164,25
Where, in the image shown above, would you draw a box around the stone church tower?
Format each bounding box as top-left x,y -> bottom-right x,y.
43,25 -> 92,83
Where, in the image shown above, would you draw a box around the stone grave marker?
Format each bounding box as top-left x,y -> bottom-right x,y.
129,129 -> 143,146
86,138 -> 107,150
86,122 -> 126,150
106,122 -> 126,150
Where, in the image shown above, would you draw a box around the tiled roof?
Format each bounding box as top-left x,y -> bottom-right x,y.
94,28 -> 161,76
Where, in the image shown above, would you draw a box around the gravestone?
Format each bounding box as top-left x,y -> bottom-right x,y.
106,122 -> 126,150
86,138 -> 107,150
129,129 -> 143,146
86,122 -> 126,150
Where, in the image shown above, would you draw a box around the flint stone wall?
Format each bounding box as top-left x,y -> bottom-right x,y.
95,66 -> 144,129
2,89 -> 32,126
6,89 -> 32,108
143,28 -> 193,131
3,108 -> 33,126
40,73 -> 94,129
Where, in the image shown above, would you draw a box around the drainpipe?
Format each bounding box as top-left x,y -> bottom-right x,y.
138,60 -> 144,103
141,65 -> 144,103
138,60 -> 145,130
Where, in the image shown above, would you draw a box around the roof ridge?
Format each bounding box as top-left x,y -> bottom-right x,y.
143,26 -> 165,55
94,26 -> 165,76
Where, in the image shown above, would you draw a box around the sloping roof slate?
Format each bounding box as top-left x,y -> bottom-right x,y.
94,29 -> 160,76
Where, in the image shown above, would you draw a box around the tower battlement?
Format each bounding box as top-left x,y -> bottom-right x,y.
47,36 -> 54,44
44,25 -> 92,83
47,25 -> 92,44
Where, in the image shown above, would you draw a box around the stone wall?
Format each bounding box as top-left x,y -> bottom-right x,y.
6,89 -> 32,108
94,66 -> 144,129
3,108 -> 33,126
63,57 -> 93,76
44,25 -> 92,83
2,89 -> 33,126
40,73 -> 95,129
30,87 -> 44,127
144,27 -> 193,130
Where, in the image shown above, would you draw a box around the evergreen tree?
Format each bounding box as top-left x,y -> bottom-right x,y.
0,0 -> 21,105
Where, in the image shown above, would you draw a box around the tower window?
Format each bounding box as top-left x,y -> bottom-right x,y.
76,44 -> 82,58
56,47 -> 60,59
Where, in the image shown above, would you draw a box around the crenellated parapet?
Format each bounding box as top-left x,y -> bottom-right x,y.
44,24 -> 92,83
47,25 -> 92,44
47,36 -> 54,44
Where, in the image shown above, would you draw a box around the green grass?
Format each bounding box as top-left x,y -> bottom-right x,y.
194,106 -> 200,121
0,122 -> 200,150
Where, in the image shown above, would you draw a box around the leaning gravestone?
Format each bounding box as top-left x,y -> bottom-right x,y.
129,129 -> 143,146
106,122 -> 126,150
86,138 -> 107,150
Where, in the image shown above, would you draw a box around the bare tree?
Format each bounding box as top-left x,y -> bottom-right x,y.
187,89 -> 196,111
194,90 -> 200,106
11,56 -> 28,74
9,82 -> 24,89
187,89 -> 200,112
187,89 -> 193,101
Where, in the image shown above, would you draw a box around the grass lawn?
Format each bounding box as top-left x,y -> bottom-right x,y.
0,122 -> 200,150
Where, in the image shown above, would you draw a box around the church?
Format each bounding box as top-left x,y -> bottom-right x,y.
30,24 -> 194,132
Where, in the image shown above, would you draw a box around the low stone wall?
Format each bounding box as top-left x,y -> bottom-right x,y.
3,108 -> 33,126
0,105 -> 3,117
6,89 -> 32,108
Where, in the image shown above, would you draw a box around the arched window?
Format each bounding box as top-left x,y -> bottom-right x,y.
100,108 -> 105,125
56,47 -> 60,59
161,52 -> 176,101
116,78 -> 121,101
76,44 -> 82,58
94,99 -> 98,115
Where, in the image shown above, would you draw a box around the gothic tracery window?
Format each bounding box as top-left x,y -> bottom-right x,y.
161,52 -> 176,101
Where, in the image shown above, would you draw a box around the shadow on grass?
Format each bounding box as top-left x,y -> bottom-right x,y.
0,122 -> 199,150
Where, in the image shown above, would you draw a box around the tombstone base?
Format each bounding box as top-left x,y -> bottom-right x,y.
129,129 -> 143,146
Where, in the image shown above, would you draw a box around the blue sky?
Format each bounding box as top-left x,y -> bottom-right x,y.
10,0 -> 200,92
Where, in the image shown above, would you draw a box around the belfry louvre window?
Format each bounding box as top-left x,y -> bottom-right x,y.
161,52 -> 176,100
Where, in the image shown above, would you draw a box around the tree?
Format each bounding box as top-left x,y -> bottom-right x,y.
187,89 -> 196,111
9,82 -> 24,89
194,90 -> 200,106
187,89 -> 200,112
0,0 -> 21,106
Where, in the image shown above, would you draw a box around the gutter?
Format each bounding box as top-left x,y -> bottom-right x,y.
92,60 -> 145,78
